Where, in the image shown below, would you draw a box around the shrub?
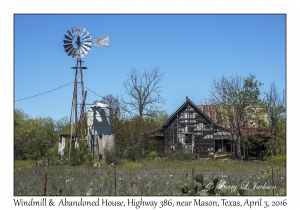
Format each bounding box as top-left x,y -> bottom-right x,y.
103,147 -> 119,165
148,151 -> 157,157
124,144 -> 143,162
267,154 -> 286,166
165,143 -> 198,160
65,140 -> 93,166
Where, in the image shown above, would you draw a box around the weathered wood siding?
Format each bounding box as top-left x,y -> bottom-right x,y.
164,106 -> 215,158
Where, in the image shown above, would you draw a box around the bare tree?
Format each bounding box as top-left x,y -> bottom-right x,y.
264,82 -> 286,155
123,67 -> 165,118
100,94 -> 126,120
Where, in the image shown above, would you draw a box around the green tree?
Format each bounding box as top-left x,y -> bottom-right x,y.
14,109 -> 29,159
153,110 -> 169,127
208,74 -> 265,158
14,108 -> 70,161
112,116 -> 161,161
55,116 -> 69,135
22,117 -> 54,160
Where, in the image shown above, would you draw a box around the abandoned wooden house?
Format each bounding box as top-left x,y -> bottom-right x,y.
154,97 -> 271,159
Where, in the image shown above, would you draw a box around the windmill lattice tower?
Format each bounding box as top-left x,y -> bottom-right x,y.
63,26 -> 109,154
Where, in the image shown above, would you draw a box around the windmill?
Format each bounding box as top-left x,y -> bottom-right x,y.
63,26 -> 109,160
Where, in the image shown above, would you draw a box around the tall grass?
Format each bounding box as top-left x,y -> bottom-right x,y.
14,158 -> 286,196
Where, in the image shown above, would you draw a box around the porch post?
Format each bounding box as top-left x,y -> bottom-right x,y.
222,139 -> 224,152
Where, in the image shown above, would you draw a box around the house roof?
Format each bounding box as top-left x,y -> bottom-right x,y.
160,97 -> 271,138
162,97 -> 216,129
198,104 -> 271,138
89,101 -> 110,109
198,105 -> 217,121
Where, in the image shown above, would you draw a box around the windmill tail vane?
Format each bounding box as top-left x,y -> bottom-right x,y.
94,36 -> 109,47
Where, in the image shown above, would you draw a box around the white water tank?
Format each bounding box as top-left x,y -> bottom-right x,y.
87,101 -> 112,136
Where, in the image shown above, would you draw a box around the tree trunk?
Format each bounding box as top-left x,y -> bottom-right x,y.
237,135 -> 241,159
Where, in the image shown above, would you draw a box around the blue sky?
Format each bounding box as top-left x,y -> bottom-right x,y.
14,14 -> 286,120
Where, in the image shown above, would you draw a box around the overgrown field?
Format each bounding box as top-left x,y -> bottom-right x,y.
14,158 -> 286,196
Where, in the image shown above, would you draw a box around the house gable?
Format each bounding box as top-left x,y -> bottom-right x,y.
161,97 -> 225,157
162,98 -> 214,129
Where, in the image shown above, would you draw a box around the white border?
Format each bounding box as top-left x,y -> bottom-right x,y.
4,0 -> 298,209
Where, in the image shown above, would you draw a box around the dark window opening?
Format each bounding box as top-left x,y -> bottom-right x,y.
185,134 -> 193,144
